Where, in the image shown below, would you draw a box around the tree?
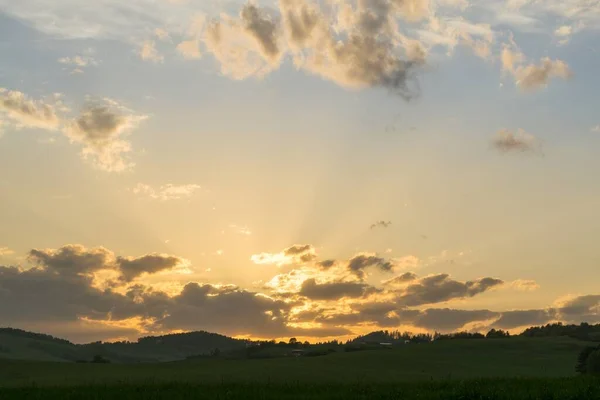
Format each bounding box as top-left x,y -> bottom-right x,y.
576,346 -> 598,374
288,337 -> 298,346
486,329 -> 510,338
587,350 -> 600,374
91,355 -> 110,364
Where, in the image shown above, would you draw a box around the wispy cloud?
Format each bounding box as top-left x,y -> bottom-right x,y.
133,183 -> 201,201
0,88 -> 61,130
251,244 -> 317,267
230,224 -> 252,236
501,41 -> 572,91
139,40 -> 163,63
510,279 -> 540,291
0,247 -> 14,257
370,220 -> 392,229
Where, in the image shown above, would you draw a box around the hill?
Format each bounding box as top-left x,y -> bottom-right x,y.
0,328 -> 246,363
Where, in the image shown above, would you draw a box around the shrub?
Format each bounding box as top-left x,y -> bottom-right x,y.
575,346 -> 600,374
586,350 -> 600,375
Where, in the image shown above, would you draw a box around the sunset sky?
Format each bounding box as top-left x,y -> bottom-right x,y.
1,0 -> 599,344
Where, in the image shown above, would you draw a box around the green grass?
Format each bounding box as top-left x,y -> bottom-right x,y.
0,337 -> 595,398
1,379 -> 600,400
0,337 -> 589,387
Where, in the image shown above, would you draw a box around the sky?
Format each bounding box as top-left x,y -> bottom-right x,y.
0,0 -> 599,344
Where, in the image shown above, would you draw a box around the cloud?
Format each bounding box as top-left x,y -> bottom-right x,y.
501,41 -> 571,91
64,101 -> 147,172
492,129 -> 540,154
204,11 -> 282,80
27,244 -> 187,284
251,244 -> 317,266
28,244 -> 115,277
58,55 -> 97,67
133,183 -> 202,201
405,308 -> 499,331
240,4 -> 282,63
317,259 -> 337,269
317,306 -> 499,332
298,278 -> 376,300
0,264 -> 141,326
510,279 -> 540,291
176,39 -> 202,59
149,283 -> 294,337
0,247 -> 15,257
370,220 -> 392,229
116,254 -> 190,281
139,40 -> 164,63
154,28 -> 171,41
347,253 -> 394,278
0,88 -> 61,130
395,274 -> 503,307
419,16 -> 494,61
515,58 -> 572,90
200,0 -> 424,97
554,25 -> 572,45
556,295 -> 600,323
382,271 -> 418,286
10,242 -> 600,341
493,309 -> 556,329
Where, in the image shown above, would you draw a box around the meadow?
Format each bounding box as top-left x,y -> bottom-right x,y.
1,379 -> 600,400
0,336 -> 596,398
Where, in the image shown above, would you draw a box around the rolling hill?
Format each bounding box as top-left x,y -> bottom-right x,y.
0,328 -> 247,363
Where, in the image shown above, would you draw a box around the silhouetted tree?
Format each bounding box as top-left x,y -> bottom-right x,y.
486,329 -> 510,338
91,355 -> 110,364
587,350 -> 600,374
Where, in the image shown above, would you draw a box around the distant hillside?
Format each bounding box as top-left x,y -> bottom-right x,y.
521,322 -> 600,341
3,322 -> 600,363
0,328 -> 246,363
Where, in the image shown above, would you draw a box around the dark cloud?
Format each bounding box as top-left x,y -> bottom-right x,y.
205,0 -> 424,97
299,278 -> 376,300
370,220 -> 392,229
404,308 -> 499,331
117,254 -> 187,281
493,309 -> 556,329
557,295 -> 600,323
153,283 -> 296,337
0,265 -> 140,324
347,253 -> 394,278
240,4 -> 281,62
283,244 -> 316,262
64,103 -> 146,171
395,274 -> 503,307
317,306 -> 498,332
28,245 -> 113,277
317,259 -> 336,269
67,105 -> 128,147
27,244 -> 186,283
383,272 -> 418,286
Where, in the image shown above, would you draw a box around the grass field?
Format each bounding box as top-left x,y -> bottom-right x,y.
0,379 -> 599,400
0,337 -> 595,398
